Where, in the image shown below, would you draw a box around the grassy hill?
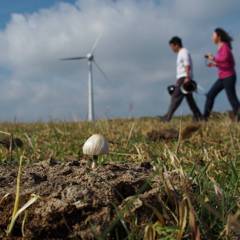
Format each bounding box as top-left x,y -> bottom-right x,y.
0,115 -> 239,239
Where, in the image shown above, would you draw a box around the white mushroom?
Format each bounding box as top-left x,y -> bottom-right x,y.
83,134 -> 109,169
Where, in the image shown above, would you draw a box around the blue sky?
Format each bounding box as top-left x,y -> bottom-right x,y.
0,0 -> 76,29
0,0 -> 240,121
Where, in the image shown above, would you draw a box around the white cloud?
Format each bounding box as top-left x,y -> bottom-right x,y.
0,0 -> 239,121
172,0 -> 240,20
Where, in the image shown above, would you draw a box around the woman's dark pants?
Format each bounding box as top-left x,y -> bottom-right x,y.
204,75 -> 240,119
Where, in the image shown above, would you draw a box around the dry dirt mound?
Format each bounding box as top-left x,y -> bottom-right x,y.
147,129 -> 179,141
0,159 -> 162,239
147,124 -> 201,142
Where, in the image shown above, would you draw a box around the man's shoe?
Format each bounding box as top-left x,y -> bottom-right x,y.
236,111 -> 240,122
192,115 -> 204,122
228,111 -> 240,122
157,116 -> 169,122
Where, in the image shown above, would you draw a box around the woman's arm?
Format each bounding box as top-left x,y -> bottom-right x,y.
205,54 -> 217,68
207,62 -> 217,68
206,45 -> 230,68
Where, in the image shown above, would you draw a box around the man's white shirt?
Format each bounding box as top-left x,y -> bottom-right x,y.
176,48 -> 193,79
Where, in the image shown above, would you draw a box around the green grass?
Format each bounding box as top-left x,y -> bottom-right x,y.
0,115 -> 239,239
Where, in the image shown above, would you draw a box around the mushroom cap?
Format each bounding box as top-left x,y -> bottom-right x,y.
83,134 -> 109,156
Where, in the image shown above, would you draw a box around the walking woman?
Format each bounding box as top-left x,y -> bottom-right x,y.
204,28 -> 240,121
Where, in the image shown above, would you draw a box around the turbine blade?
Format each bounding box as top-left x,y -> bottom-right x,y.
93,60 -> 109,81
60,57 -> 86,61
91,33 -> 103,54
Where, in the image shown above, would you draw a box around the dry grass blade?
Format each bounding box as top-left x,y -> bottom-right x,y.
7,156 -> 24,236
209,177 -> 223,200
7,194 -> 40,236
0,193 -> 10,205
21,211 -> 28,237
161,167 -> 179,224
144,202 -> 165,226
166,148 -> 186,180
162,167 -> 175,191
24,133 -> 34,150
144,224 -> 156,240
126,121 -> 136,146
177,198 -> 188,240
0,131 -> 11,136
176,117 -> 183,154
119,196 -> 143,218
187,197 -> 201,240
225,210 -> 240,237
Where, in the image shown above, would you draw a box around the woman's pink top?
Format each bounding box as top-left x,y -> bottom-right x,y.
214,42 -> 236,79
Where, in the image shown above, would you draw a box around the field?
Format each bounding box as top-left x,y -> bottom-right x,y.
0,114 -> 240,239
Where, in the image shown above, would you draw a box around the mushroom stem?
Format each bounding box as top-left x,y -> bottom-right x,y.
91,155 -> 98,169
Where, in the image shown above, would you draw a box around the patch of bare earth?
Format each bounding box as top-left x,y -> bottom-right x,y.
0,159 -> 163,239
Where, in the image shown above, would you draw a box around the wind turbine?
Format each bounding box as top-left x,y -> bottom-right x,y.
61,34 -> 109,121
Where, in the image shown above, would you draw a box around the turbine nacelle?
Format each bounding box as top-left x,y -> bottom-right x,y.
87,53 -> 94,61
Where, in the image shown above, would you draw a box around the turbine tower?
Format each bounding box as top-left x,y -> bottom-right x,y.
61,34 -> 108,121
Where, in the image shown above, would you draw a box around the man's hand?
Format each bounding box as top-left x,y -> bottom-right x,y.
184,77 -> 190,84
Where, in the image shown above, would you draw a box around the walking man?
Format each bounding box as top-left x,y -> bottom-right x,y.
162,36 -> 202,122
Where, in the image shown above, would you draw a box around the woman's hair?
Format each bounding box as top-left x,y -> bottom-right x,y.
215,28 -> 233,49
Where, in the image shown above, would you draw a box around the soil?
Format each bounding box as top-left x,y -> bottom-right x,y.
0,159 -> 163,239
147,128 -> 179,141
147,124 -> 201,142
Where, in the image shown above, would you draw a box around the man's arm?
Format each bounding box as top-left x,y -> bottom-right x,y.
182,50 -> 192,82
185,65 -> 191,82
